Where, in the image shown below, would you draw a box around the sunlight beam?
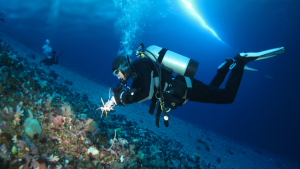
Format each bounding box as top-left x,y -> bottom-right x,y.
181,0 -> 224,43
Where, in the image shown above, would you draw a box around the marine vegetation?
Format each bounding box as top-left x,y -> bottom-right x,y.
0,39 -> 214,169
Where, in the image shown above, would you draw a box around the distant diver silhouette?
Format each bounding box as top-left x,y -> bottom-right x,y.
39,51 -> 63,68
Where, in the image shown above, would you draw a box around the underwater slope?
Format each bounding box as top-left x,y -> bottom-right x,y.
0,34 -> 297,169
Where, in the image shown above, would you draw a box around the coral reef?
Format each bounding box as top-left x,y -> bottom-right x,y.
0,39 -> 212,169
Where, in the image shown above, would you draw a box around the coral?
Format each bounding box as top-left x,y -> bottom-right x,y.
118,138 -> 128,149
13,104 -> 24,126
0,107 -> 14,122
0,40 -> 186,168
60,104 -> 74,117
84,119 -> 98,133
46,94 -> 53,105
51,116 -> 65,126
11,145 -> 17,155
15,140 -> 28,158
0,52 -> 13,66
111,161 -> 125,169
87,147 -> 99,156
150,158 -> 166,167
0,144 -> 8,158
23,117 -> 42,139
129,144 -> 136,155
38,80 -> 47,89
107,127 -> 121,137
0,121 -> 16,136
48,154 -> 59,163
0,132 -> 12,149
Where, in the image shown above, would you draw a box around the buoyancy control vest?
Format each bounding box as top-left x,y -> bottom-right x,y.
135,43 -> 195,127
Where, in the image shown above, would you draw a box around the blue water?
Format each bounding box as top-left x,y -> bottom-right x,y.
1,0 -> 299,166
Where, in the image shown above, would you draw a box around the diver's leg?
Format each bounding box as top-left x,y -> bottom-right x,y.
54,56 -> 59,65
50,51 -> 56,63
209,58 -> 234,88
189,47 -> 286,104
189,58 -> 244,104
54,51 -> 62,65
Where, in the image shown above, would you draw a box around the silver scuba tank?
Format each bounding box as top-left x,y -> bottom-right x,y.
144,45 -> 199,78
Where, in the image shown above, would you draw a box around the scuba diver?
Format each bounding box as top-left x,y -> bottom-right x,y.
105,44 -> 285,127
39,51 -> 63,68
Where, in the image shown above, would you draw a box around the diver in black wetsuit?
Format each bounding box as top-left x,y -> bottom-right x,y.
106,45 -> 285,127
39,51 -> 63,68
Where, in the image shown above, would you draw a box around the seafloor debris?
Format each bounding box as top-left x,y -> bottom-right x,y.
0,39 -> 215,169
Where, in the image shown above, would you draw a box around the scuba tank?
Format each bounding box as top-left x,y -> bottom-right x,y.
135,43 -> 197,127
137,44 -> 199,78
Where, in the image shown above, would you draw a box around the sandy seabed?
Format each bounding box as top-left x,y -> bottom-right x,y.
1,33 -> 298,169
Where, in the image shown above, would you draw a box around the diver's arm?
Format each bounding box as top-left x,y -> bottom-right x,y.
131,59 -> 155,102
114,88 -> 141,105
57,51 -> 63,57
114,78 -> 150,105
114,59 -> 155,105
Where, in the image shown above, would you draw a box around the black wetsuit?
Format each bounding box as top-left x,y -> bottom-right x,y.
39,51 -> 62,68
116,57 -> 244,127
120,57 -> 244,105
189,58 -> 244,104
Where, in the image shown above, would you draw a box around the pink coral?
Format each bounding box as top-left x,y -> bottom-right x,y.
0,144 -> 8,158
0,108 -> 13,120
63,140 -> 69,145
16,140 -> 27,150
51,116 -> 64,125
28,141 -> 39,155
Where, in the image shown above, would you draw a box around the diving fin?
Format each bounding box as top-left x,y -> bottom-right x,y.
240,47 -> 286,61
244,65 -> 258,71
240,47 -> 286,71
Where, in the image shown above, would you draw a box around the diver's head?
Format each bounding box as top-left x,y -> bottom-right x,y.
112,55 -> 132,80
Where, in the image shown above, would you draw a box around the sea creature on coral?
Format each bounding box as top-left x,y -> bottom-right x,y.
96,88 -> 116,117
